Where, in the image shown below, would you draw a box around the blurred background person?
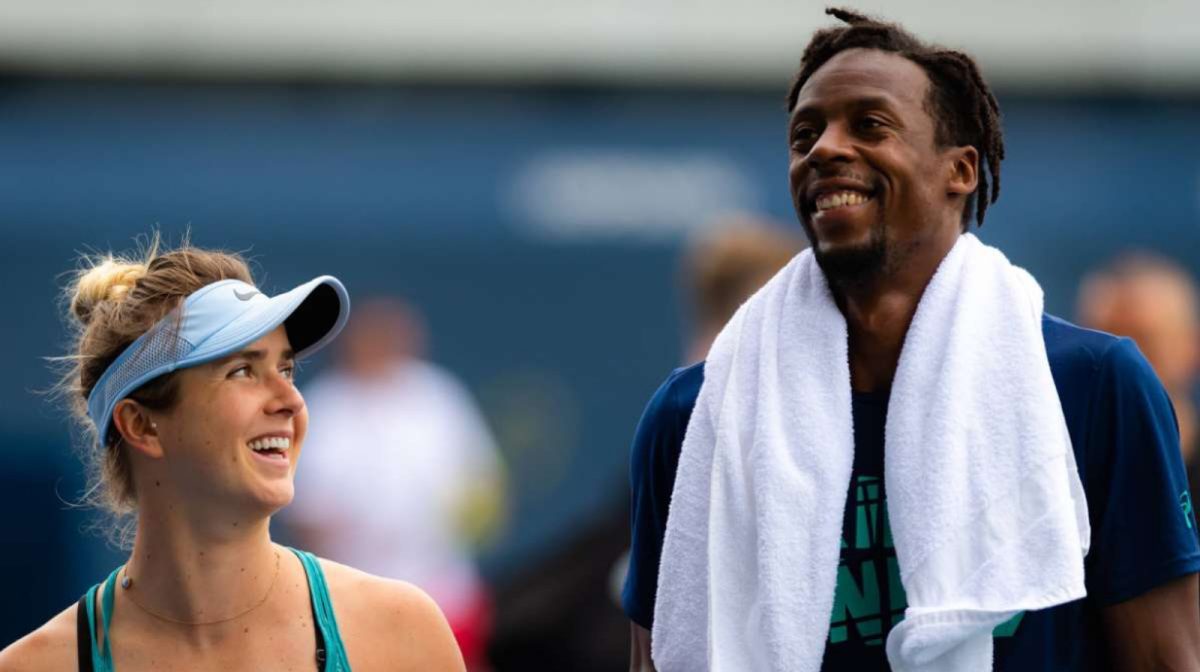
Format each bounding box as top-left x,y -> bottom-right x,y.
681,215 -> 808,364
1077,254 -> 1200,498
486,213 -> 803,671
283,297 -> 506,670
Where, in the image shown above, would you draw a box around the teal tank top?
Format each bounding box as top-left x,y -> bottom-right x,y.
78,547 -> 351,672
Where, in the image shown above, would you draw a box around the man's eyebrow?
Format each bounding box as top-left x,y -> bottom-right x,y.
792,94 -> 900,120
849,95 -> 898,111
790,103 -> 821,120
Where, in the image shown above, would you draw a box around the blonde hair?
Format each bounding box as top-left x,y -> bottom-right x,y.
1077,252 -> 1200,390
1078,253 -> 1200,333
683,217 -> 806,332
55,234 -> 253,546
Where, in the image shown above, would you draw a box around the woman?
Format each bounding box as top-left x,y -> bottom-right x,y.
0,242 -> 465,671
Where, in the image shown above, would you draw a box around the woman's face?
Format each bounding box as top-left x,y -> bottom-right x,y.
155,325 -> 308,515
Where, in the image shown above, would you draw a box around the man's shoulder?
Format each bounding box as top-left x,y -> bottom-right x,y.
630,362 -> 705,476
665,318 -> 1129,406
1042,313 -> 1159,403
1042,313 -> 1124,373
638,318 -> 1157,457
651,361 -> 705,419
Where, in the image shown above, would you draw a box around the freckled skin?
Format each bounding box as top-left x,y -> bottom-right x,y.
151,328 -> 308,516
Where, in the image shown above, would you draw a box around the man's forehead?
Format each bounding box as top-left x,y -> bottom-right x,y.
793,48 -> 929,114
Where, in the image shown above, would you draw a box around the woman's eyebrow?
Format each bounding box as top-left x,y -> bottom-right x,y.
214,347 -> 295,366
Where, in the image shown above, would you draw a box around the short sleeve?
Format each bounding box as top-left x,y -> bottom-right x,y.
621,365 -> 702,629
1083,338 -> 1200,605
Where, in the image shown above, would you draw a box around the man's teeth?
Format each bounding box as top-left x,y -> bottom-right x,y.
815,191 -> 871,212
248,437 -> 290,452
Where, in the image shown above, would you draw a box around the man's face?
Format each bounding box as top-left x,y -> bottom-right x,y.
788,48 -> 961,282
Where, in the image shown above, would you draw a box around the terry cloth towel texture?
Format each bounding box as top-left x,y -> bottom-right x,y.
651,233 -> 1091,672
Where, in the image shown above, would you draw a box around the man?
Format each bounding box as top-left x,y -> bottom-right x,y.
624,8 -> 1200,671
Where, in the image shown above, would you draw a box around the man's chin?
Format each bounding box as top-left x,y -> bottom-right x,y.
812,239 -> 887,286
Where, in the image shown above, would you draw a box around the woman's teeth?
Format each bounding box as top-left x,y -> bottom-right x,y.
248,437 -> 290,453
815,190 -> 871,212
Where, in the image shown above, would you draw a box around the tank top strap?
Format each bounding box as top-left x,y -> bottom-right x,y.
288,547 -> 353,672
79,568 -> 121,672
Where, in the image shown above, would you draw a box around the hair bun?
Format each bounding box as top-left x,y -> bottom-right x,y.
70,257 -> 148,325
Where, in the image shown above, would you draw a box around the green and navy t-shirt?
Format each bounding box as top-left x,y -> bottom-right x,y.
622,315 -> 1200,670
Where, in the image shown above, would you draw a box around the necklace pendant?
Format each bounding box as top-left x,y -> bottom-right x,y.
121,575 -> 132,589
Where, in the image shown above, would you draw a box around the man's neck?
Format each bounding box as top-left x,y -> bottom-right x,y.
833,230 -> 962,393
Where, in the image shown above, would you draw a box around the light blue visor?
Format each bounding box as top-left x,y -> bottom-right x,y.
87,276 -> 350,446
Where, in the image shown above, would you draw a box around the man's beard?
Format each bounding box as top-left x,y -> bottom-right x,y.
811,223 -> 889,290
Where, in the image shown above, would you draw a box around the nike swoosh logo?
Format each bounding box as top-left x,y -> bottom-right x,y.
233,289 -> 262,301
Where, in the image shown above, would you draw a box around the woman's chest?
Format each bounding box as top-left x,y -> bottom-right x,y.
106,619 -> 326,671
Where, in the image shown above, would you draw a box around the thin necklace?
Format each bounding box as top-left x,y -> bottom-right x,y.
119,550 -> 281,626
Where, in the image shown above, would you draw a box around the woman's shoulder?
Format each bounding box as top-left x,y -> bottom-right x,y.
315,557 -> 465,671
0,602 -> 81,671
317,556 -> 441,616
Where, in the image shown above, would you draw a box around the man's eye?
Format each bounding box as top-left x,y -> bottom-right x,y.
858,117 -> 885,131
792,127 -> 818,147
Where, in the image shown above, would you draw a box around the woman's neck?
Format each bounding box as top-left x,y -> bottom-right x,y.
121,508 -> 279,629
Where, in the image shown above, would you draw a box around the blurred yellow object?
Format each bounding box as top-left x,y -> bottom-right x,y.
457,472 -> 509,548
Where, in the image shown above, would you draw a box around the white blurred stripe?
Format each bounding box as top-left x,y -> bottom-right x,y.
0,0 -> 1195,91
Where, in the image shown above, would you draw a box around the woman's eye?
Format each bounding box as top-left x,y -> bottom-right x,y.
228,365 -> 251,379
280,365 -> 296,381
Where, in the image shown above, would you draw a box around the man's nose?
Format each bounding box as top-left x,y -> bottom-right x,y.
805,122 -> 855,168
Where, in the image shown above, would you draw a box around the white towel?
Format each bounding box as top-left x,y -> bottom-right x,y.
652,233 -> 1090,672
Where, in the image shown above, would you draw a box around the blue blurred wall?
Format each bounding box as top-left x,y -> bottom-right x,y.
1,79 -> 1197,645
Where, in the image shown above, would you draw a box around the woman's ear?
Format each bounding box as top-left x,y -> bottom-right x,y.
112,400 -> 164,459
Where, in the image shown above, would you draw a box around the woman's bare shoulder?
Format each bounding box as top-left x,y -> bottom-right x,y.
0,603 -> 80,671
317,557 -> 441,618
316,558 -> 465,671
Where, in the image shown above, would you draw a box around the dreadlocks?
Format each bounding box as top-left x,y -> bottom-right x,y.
787,7 -> 1005,228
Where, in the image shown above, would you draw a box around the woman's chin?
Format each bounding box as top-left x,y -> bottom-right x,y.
245,481 -> 295,516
